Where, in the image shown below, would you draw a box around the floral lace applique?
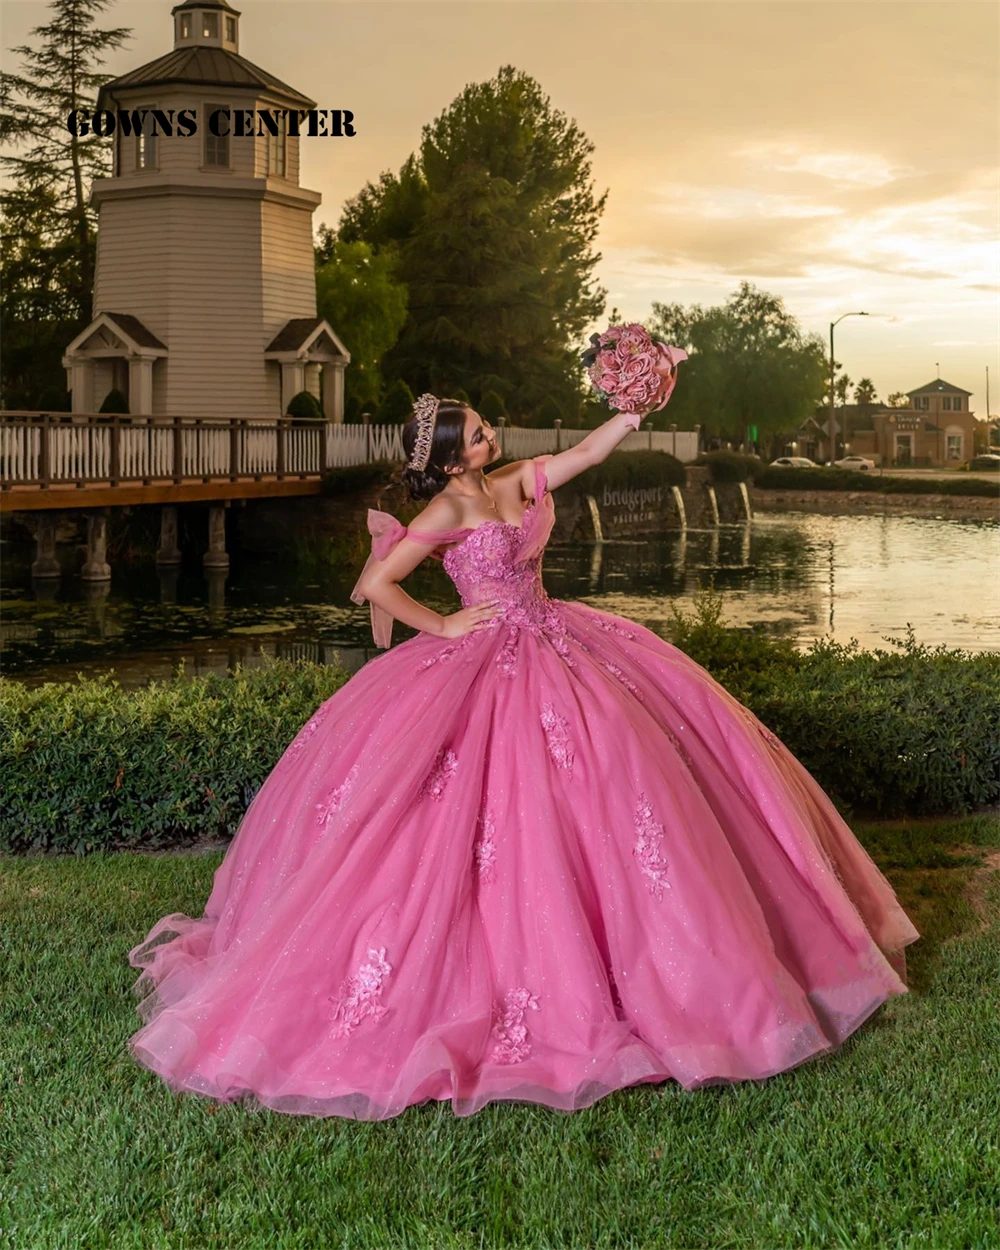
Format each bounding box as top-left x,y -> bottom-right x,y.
664,723 -> 694,770
597,617 -> 637,640
603,660 -> 643,700
418,634 -> 476,670
489,986 -> 540,1064
285,704 -> 330,760
329,946 -> 392,1039
633,792 -> 672,900
316,761 -> 361,829
473,809 -> 498,883
419,746 -> 458,801
540,702 -> 575,772
496,628 -> 520,678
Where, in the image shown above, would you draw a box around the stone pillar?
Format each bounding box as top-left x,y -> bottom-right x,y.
63,357 -> 95,412
81,512 -> 112,581
280,361 -> 306,414
156,505 -> 183,565
128,355 -> 155,415
203,502 -> 229,569
31,514 -> 62,578
322,360 -> 345,423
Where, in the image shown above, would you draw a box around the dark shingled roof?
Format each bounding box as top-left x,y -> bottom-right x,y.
171,1 -> 239,12
907,378 -> 972,396
102,312 -> 167,350
96,46 -> 315,111
264,317 -> 326,352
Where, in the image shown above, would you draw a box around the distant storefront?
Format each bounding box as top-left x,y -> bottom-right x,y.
795,378 -> 976,467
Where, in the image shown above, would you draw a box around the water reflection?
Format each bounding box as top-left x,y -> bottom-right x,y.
2,510 -> 997,688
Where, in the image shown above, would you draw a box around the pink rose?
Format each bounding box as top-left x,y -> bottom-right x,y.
597,349 -> 618,369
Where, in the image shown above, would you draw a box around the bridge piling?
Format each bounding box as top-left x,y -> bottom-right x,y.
81,511 -> 112,582
30,514 -> 62,579
156,505 -> 183,566
202,502 -> 230,570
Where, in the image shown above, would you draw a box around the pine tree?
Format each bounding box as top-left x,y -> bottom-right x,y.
0,0 -> 131,406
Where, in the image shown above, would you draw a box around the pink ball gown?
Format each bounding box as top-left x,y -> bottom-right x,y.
128,455 -> 919,1120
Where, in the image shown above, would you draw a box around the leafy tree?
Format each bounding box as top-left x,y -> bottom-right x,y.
314,233 -> 409,420
0,0 -> 131,407
336,66 -> 608,422
647,282 -> 828,442
887,392 -> 910,408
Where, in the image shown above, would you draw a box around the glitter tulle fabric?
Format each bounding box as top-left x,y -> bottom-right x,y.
128,456 -> 920,1120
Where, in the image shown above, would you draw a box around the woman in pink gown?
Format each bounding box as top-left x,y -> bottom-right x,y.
128,395 -> 920,1121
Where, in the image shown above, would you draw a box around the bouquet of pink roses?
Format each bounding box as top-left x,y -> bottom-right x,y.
582,323 -> 688,428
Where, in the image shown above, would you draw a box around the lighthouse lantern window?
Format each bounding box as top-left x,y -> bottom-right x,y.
202,12 -> 219,38
179,14 -> 191,39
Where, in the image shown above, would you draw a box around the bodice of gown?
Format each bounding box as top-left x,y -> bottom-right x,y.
441,514 -> 552,631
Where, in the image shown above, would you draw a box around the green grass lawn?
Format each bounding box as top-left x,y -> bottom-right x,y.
2,815 -> 998,1249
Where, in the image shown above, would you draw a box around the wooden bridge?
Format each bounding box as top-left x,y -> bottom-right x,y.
1,411 -> 699,581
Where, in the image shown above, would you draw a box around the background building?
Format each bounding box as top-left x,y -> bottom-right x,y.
61,0 -> 349,419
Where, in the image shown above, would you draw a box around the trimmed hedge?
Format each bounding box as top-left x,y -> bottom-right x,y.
755,465 -> 1000,497
692,451 -> 766,483
319,450 -> 689,500
3,596 -> 997,854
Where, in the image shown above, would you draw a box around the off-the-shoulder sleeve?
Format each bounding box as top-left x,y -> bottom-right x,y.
515,455 -> 555,565
349,508 -> 474,649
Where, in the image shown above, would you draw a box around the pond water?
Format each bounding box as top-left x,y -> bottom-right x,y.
2,511 -> 998,688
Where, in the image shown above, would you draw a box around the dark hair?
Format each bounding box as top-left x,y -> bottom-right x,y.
388,398 -> 471,502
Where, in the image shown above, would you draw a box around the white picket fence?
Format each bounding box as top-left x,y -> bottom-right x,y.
332,422 -> 700,467
0,414 -> 701,488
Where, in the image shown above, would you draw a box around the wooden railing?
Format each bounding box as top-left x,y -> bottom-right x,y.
0,412 -> 700,490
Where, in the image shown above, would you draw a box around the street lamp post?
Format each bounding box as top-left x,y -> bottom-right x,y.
829,312 -> 868,463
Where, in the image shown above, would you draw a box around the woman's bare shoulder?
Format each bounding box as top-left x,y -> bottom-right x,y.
407,491 -> 463,535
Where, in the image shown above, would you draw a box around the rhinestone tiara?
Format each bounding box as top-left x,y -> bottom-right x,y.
408,393 -> 441,472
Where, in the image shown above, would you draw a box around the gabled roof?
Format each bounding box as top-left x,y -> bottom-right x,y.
264,317 -> 326,352
64,311 -> 168,356
102,312 -> 167,350
96,46 -> 315,111
907,379 -> 972,396
263,317 -> 351,362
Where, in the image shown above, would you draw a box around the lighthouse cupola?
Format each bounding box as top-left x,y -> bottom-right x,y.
172,0 -> 240,54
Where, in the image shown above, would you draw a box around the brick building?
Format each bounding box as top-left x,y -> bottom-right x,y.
795,378 -> 977,467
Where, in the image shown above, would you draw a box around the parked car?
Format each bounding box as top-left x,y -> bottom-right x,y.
833,455 -> 875,471
969,453 -> 1000,471
769,456 -> 817,468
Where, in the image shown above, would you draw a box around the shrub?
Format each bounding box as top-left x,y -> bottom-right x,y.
692,451 -> 765,483
373,379 -> 415,425
572,449 -> 687,492
35,386 -> 73,412
5,597 -> 994,854
286,390 -> 323,420
479,389 -> 508,424
98,388 -> 129,414
0,657 -> 351,855
755,466 -> 999,497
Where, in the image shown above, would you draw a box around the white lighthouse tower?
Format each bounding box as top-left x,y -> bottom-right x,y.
63,0 -> 349,420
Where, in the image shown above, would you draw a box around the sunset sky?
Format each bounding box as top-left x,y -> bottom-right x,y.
3,0 -> 998,413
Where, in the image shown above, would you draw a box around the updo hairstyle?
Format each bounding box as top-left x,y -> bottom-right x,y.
386,398 -> 471,503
